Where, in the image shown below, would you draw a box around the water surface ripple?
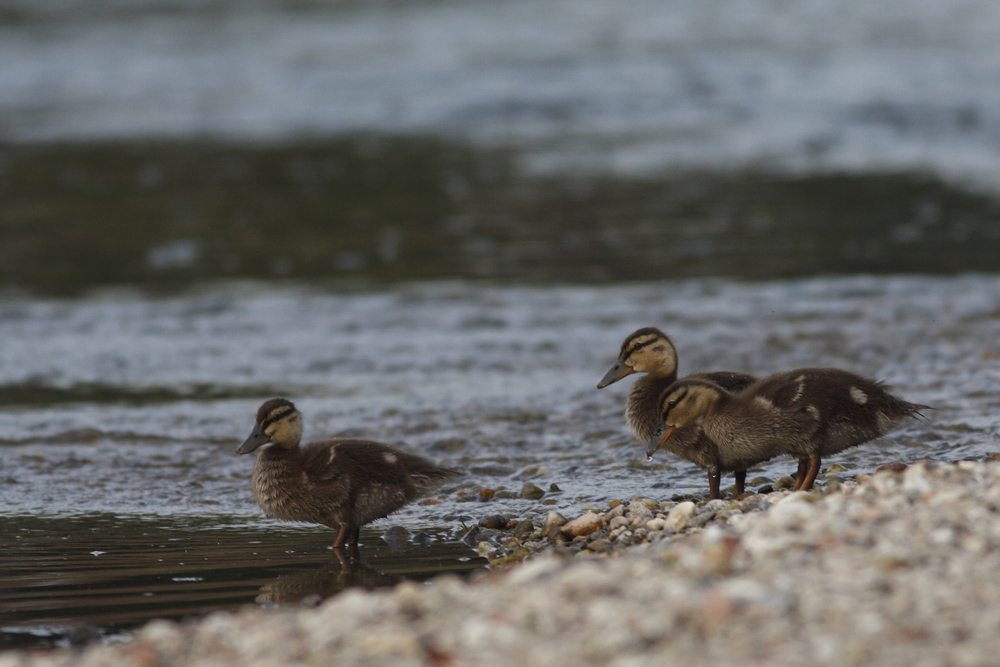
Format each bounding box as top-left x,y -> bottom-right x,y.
2,276 -> 996,517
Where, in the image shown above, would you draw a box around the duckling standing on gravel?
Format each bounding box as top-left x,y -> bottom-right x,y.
237,398 -> 459,550
651,368 -> 928,497
598,327 -> 757,494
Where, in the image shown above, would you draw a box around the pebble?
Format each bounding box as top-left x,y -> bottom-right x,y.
608,516 -> 629,530
664,501 -> 697,531
512,519 -> 534,540
542,511 -> 568,539
478,514 -> 509,530
24,462 -> 1000,667
625,502 -> 653,522
520,482 -> 546,500
561,512 -> 603,538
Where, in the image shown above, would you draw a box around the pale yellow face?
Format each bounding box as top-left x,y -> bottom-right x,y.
264,408 -> 303,448
622,333 -> 677,375
658,382 -> 720,429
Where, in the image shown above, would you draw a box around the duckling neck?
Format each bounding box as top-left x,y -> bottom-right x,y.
251,445 -> 308,521
626,371 -> 679,442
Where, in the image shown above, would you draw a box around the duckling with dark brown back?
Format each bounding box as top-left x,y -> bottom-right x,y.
651,368 -> 929,496
237,398 -> 459,549
598,327 -> 757,494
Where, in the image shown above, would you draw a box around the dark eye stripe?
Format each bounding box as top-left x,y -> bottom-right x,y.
628,340 -> 652,356
261,409 -> 294,429
663,389 -> 687,417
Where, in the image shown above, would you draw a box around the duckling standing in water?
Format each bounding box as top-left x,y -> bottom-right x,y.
237,398 -> 459,550
597,327 -> 757,494
651,368 -> 928,497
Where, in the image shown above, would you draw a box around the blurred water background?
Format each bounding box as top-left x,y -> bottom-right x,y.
2,0 -> 1000,649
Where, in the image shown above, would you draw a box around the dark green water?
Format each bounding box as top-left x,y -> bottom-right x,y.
2,138 -> 999,295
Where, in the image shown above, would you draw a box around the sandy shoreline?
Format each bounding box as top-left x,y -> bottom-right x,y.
6,459 -> 1000,666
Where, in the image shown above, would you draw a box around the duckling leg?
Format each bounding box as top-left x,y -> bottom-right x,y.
797,457 -> 821,491
734,470 -> 747,496
707,466 -> 722,500
792,458 -> 808,491
333,523 -> 359,548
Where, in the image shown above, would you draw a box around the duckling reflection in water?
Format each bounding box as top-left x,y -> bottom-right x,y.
651,368 -> 929,497
237,398 -> 459,552
598,327 -> 757,494
256,559 -> 401,606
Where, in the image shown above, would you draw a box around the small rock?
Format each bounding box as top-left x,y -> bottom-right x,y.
646,518 -> 666,532
478,515 -> 509,530
561,512 -> 604,538
513,520 -> 535,539
772,476 -> 796,490
608,499 -> 622,508
608,516 -> 629,530
520,482 -> 546,500
876,462 -> 908,474
541,499 -> 558,505
587,539 -> 612,553
614,530 -> 634,544
665,501 -> 696,531
826,464 -> 848,473
757,485 -> 774,494
626,502 -> 654,522
479,488 -> 495,501
604,504 -> 625,521
419,498 -> 442,505
687,511 -> 716,529
549,483 -> 562,492
543,511 -> 568,539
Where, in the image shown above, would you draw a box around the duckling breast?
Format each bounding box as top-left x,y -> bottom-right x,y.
251,445 -> 350,528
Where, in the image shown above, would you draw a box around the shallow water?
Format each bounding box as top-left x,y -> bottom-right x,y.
0,514 -> 482,650
1,276 -> 999,645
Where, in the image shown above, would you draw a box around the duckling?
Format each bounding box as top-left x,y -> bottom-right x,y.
651,368 -> 928,497
597,327 -> 756,494
236,398 -> 459,549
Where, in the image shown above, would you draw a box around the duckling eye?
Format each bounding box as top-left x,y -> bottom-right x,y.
668,398 -> 679,408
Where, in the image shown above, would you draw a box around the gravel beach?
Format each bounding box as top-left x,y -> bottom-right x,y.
6,459 -> 1000,667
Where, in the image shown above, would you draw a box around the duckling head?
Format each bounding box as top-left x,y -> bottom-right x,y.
597,327 -> 678,388
647,380 -> 722,457
237,397 -> 303,454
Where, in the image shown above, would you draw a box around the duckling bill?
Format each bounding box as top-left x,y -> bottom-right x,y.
237,398 -> 459,549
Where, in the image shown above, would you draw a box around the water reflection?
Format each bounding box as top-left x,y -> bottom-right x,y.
0,514 -> 484,650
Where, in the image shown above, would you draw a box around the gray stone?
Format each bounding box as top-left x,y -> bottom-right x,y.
520,482 -> 546,500
543,511 -> 568,539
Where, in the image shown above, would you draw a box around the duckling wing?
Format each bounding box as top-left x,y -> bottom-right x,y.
691,370 -> 756,393
304,440 -> 457,526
